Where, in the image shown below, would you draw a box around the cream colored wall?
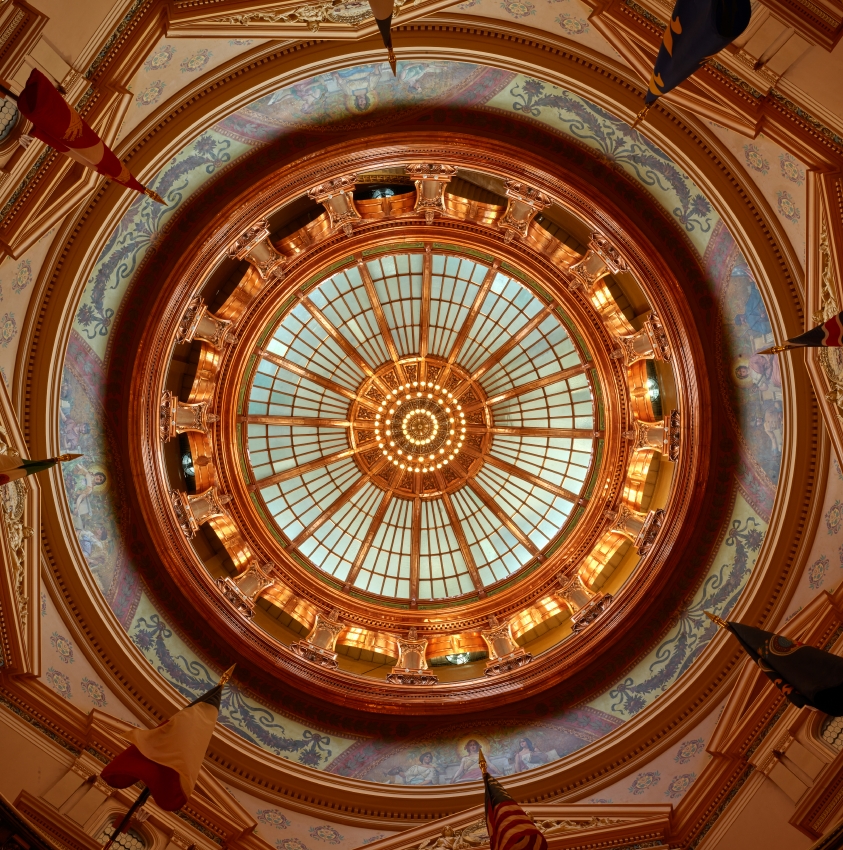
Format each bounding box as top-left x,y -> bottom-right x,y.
0,710 -> 69,802
34,0 -> 126,67
708,779 -> 813,850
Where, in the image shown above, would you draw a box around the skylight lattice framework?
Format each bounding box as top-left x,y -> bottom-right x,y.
241,248 -> 599,602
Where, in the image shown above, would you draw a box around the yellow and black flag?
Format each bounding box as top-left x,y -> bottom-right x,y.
366,0 -> 397,75
707,612 -> 843,716
638,0 -> 751,119
480,749 -> 547,850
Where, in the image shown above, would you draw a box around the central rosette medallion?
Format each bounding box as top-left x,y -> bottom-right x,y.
375,383 -> 466,471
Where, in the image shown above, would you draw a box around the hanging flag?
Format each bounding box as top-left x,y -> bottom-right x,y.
758,312 -> 843,353
707,612 -> 843,715
366,0 -> 397,75
17,69 -> 166,205
633,0 -> 751,124
101,666 -> 235,811
480,748 -> 547,850
0,452 -> 81,485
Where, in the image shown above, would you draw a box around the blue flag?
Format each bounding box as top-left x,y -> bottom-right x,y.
645,0 -> 752,106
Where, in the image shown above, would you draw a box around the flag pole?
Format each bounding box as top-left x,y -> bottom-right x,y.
102,786 -> 151,850
704,610 -> 727,629
757,344 -> 793,354
630,104 -> 650,130
478,746 -> 487,775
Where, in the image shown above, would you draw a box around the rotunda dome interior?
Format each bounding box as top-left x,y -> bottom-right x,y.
0,4 -> 841,850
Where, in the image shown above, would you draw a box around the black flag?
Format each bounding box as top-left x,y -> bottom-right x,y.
643,0 -> 751,107
708,612 -> 843,715
367,0 -> 396,75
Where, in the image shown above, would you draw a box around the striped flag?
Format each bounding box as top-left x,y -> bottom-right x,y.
101,668 -> 233,811
758,311 -> 843,353
480,750 -> 547,850
0,452 -> 80,485
17,69 -> 165,205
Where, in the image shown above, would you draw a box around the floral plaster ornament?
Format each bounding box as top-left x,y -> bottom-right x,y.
808,555 -> 830,590
555,12 -> 589,34
180,49 -> 212,74
674,738 -> 704,764
309,826 -> 344,844
46,667 -> 71,699
628,771 -> 660,795
776,191 -> 801,223
50,632 -> 74,664
11,259 -> 31,294
143,44 -> 176,72
743,144 -> 769,175
827,500 -> 843,534
0,312 -> 16,347
256,811 -> 291,830
665,773 -> 696,799
135,81 -> 166,107
500,0 -> 535,17
81,677 -> 108,708
277,840 -> 309,850
229,39 -> 254,45
779,153 -> 805,186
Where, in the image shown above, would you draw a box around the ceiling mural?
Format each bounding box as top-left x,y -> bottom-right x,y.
57,60 -> 780,783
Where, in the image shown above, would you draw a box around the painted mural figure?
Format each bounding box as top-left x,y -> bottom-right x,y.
402,752 -> 440,785
512,737 -> 549,773
450,739 -> 500,783
332,65 -> 383,113
72,463 -> 106,518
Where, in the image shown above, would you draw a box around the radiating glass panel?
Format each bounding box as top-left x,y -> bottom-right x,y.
481,314 -> 580,395
450,487 -> 532,582
489,435 -> 593,494
261,458 -> 360,540
298,481 -> 382,581
266,302 -> 363,389
428,255 -> 487,357
458,273 -> 543,373
418,499 -> 473,598
356,496 -> 412,597
367,253 -> 423,355
308,265 -> 392,370
247,424 -> 349,481
475,464 -> 574,548
491,372 -> 593,430
248,357 -> 349,419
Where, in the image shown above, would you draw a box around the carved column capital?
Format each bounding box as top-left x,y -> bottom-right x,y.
406,163 -> 458,223
307,174 -> 361,236
568,232 -> 627,291
159,391 -> 218,441
227,219 -> 286,282
175,295 -> 236,348
171,486 -> 231,539
606,505 -> 665,555
217,561 -> 276,619
388,630 -> 438,685
290,611 -> 345,669
481,615 -> 532,676
498,179 -> 552,243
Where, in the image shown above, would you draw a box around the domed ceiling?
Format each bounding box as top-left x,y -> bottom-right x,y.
243,249 -> 595,601
56,59 -> 780,786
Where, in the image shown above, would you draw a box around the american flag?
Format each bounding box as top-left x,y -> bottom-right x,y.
481,751 -> 547,850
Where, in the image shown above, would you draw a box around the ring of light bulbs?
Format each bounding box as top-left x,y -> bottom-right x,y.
374,382 -> 467,473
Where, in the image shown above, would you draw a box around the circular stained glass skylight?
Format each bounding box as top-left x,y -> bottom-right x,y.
242,250 -> 597,602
